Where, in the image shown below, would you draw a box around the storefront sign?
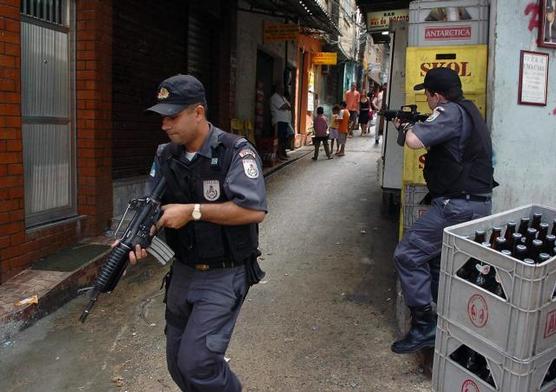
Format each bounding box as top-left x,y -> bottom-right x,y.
367,9 -> 409,31
263,22 -> 298,43
518,50 -> 549,106
307,70 -> 315,112
424,26 -> 472,41
312,52 -> 337,65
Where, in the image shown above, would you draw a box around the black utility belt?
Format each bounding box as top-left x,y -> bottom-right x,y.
448,194 -> 491,202
182,259 -> 246,272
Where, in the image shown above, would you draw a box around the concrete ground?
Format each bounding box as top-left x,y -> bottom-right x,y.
0,134 -> 431,392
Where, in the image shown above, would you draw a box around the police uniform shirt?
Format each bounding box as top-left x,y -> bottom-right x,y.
149,125 -> 267,212
411,101 -> 472,163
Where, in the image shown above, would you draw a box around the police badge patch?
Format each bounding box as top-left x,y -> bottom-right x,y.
203,180 -> 220,201
242,159 -> 259,179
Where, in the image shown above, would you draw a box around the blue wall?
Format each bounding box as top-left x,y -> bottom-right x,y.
488,0 -> 556,211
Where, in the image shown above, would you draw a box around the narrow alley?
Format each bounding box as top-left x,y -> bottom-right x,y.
0,136 -> 430,392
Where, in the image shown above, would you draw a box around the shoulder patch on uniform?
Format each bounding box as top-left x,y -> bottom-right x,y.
239,148 -> 257,158
425,108 -> 442,122
242,159 -> 259,179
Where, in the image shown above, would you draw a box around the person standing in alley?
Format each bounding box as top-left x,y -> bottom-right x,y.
358,89 -> 371,136
371,85 -> 385,144
391,68 -> 495,354
312,106 -> 332,160
328,104 -> 341,155
335,101 -> 350,157
344,82 -> 360,137
128,74 -> 267,391
270,83 -> 293,161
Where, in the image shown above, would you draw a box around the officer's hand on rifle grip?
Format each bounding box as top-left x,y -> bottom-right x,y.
157,204 -> 193,230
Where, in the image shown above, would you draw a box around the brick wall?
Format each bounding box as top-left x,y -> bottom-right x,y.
0,0 -> 115,283
0,0 -> 24,283
0,1 -> 79,283
76,0 -> 113,235
112,0 -> 188,179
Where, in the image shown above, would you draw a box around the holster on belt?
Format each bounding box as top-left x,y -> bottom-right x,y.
160,264 -> 173,304
245,251 -> 265,286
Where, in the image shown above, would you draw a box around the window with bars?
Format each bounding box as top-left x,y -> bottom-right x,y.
21,0 -> 66,26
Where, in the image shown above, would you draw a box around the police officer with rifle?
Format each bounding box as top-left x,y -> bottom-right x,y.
389,68 -> 495,354
115,74 -> 266,392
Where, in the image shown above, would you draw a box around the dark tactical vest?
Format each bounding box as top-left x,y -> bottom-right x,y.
423,99 -> 495,198
158,130 -> 259,265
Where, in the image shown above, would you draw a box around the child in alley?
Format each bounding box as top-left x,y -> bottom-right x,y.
312,106 -> 332,160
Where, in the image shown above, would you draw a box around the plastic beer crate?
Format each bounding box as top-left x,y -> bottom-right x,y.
438,204 -> 556,360
433,318 -> 556,392
402,183 -> 430,228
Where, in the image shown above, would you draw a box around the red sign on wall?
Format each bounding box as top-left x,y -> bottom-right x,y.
425,26 -> 472,40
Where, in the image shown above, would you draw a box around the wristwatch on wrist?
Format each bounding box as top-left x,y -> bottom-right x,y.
192,203 -> 202,221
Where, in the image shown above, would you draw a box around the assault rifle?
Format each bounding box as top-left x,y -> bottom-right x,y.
380,104 -> 430,124
79,177 -> 174,322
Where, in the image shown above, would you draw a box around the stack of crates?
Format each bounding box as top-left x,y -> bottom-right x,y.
400,183 -> 430,237
433,205 -> 556,391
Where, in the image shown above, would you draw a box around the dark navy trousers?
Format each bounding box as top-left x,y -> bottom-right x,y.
165,261 -> 248,392
394,197 -> 491,308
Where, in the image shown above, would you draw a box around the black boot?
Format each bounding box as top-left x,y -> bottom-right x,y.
391,304 -> 437,354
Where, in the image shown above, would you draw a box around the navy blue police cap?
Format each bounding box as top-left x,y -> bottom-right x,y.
146,74 -> 206,116
413,67 -> 462,93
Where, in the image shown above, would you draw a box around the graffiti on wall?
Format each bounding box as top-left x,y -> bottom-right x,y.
524,2 -> 541,31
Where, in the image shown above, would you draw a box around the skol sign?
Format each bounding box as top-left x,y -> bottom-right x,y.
419,61 -> 471,77
406,45 -> 488,94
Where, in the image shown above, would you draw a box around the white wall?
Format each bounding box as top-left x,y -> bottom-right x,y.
235,8 -> 297,122
489,0 -> 556,211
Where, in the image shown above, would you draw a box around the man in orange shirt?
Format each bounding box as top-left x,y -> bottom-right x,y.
335,101 -> 350,156
344,83 -> 360,136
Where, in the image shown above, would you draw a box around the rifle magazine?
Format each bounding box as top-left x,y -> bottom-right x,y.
148,236 -> 175,266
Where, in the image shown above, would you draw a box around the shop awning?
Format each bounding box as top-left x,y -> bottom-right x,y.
240,0 -> 341,36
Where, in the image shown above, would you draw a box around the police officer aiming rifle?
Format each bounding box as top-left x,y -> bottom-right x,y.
125,74 -> 267,391
390,68 -> 496,354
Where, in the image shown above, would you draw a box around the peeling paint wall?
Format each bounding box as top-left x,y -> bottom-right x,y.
489,0 -> 556,211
